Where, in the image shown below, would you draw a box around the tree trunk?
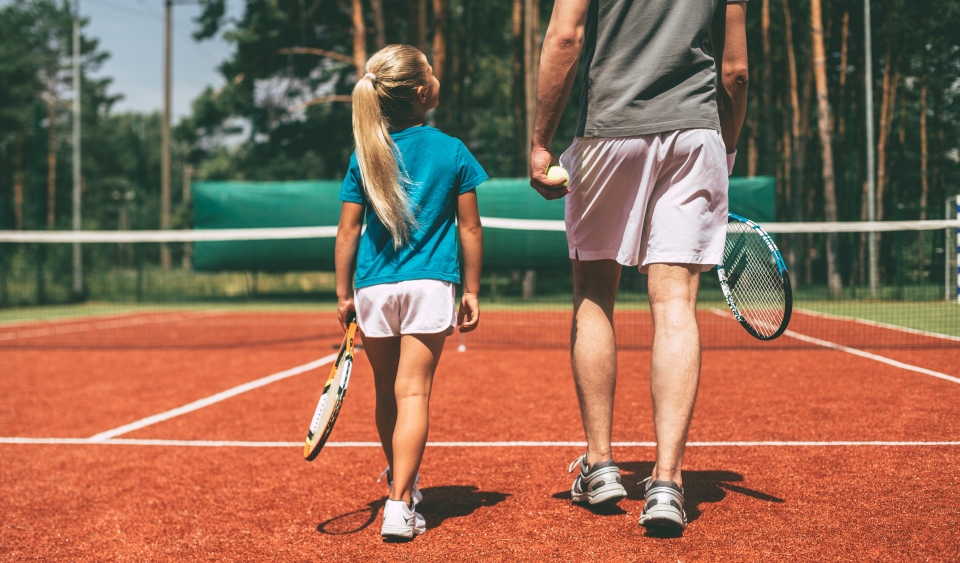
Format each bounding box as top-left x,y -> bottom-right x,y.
351,0 -> 367,79
47,97 -> 57,229
781,0 -> 802,287
876,49 -> 898,222
523,0 -> 540,153
431,0 -> 447,81
835,10 -> 849,137
14,134 -> 24,231
761,0 -> 774,176
918,58 -> 929,280
810,0 -> 841,295
512,0 -> 526,175
417,0 -> 427,52
747,105 -> 758,177
370,0 -> 386,49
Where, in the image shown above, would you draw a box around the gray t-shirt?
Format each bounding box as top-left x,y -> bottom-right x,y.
576,0 -> 743,138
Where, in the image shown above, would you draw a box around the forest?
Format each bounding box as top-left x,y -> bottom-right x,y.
1,0 -> 959,290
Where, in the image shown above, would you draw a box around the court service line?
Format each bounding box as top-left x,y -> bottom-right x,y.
782,330 -> 960,385
87,352 -> 339,441
794,307 -> 960,343
0,310 -> 228,342
2,438 -> 959,448
707,309 -> 960,385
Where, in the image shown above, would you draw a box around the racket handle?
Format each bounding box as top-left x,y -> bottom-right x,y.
346,311 -> 357,325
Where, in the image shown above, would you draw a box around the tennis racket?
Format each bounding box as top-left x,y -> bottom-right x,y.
304,312 -> 357,461
717,213 -> 792,340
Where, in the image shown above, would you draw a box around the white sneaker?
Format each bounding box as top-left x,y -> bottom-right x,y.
378,467 -> 423,506
638,477 -> 688,530
568,454 -> 628,505
381,499 -> 426,540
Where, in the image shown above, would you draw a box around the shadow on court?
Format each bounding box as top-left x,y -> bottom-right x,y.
552,461 -> 784,536
316,486 -> 510,535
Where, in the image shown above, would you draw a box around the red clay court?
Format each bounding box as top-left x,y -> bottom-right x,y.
2,307 -> 959,561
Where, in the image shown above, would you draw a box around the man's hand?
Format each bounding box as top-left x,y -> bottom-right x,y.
337,297 -> 356,331
528,0 -> 589,201
457,292 -> 480,333
529,145 -> 569,200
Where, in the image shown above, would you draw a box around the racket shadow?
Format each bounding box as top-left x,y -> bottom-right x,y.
316,497 -> 387,535
315,486 -> 511,535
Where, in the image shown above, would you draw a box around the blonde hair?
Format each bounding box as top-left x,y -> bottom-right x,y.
352,44 -> 429,248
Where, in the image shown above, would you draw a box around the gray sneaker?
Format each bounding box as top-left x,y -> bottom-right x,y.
638,477 -> 688,530
568,454 -> 628,504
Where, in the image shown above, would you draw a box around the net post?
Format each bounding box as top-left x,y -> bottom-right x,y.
949,196 -> 955,303
956,195 -> 959,305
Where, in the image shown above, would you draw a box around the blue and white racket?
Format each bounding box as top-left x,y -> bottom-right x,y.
717,213 -> 792,340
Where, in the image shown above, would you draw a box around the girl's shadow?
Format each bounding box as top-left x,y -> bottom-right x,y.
317,486 -> 510,535
552,461 -> 784,536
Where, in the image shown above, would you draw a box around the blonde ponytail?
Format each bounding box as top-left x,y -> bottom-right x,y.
351,44 -> 429,249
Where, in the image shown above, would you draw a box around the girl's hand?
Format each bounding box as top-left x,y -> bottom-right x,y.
337,297 -> 356,331
457,292 -> 480,333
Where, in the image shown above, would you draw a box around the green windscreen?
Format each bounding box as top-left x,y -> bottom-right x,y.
191,176 -> 775,271
192,180 -> 341,271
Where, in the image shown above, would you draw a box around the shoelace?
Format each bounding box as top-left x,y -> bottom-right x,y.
567,454 -> 587,474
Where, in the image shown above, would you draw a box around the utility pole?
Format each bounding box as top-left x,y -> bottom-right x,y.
72,0 -> 82,297
864,0 -> 878,296
161,0 -> 172,269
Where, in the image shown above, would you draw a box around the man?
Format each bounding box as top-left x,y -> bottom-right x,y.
529,0 -> 748,532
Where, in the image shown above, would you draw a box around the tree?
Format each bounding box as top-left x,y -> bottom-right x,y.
810,0 -> 841,295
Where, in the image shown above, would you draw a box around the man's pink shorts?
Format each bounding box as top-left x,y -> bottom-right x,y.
559,128 -> 728,273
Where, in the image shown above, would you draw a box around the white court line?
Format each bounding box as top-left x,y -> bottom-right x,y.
1,438 -> 959,448
0,310 -> 227,342
88,352 -> 339,441
708,309 -> 960,386
782,330 -> 960,385
794,307 -> 960,343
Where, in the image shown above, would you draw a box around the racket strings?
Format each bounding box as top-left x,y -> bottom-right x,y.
723,223 -> 787,338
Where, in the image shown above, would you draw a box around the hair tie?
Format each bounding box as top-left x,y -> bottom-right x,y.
364,72 -> 377,83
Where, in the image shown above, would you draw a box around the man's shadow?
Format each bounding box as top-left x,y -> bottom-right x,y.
552,461 -> 784,536
317,486 -> 510,535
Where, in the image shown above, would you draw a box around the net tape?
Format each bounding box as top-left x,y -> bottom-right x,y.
1,219 -> 957,243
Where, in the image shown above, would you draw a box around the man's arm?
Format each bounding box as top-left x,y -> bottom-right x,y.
529,0 -> 591,200
711,1 -> 749,165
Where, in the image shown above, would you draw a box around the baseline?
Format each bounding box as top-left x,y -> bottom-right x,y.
87,352 -> 339,441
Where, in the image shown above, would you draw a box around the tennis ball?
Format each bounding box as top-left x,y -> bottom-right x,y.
545,165 -> 570,187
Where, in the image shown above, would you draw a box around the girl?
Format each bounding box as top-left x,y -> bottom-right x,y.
335,44 -> 485,541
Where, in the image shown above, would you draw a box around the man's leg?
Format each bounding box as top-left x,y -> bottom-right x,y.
646,263 -> 701,487
571,259 -> 621,468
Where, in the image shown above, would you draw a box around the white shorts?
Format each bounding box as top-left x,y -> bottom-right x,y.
560,128 -> 728,273
355,279 -> 456,337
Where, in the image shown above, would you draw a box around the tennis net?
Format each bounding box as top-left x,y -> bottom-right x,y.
0,220 -> 957,350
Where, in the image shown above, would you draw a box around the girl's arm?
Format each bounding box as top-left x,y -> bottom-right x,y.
456,190 -> 483,332
335,202 -> 365,330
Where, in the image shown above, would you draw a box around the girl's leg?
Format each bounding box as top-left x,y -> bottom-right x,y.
390,332 -> 446,504
362,335 -> 402,471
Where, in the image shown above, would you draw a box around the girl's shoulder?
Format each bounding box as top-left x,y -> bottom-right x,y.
400,125 -> 466,149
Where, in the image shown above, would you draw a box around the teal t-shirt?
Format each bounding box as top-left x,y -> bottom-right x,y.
339,125 -> 488,289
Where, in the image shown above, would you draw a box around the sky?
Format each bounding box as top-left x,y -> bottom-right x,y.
2,0 -> 240,121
